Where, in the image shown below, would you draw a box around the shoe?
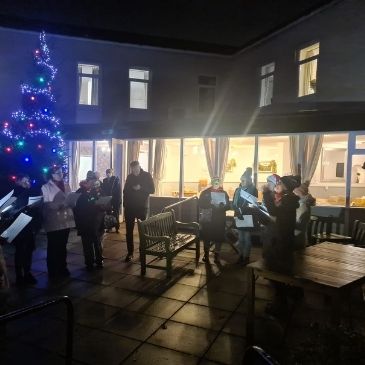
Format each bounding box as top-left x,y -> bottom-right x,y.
115,230 -> 119,234
202,254 -> 210,263
15,276 -> 25,287
24,273 -> 37,285
124,255 -> 133,262
213,253 -> 220,263
61,268 -> 70,277
95,261 -> 104,269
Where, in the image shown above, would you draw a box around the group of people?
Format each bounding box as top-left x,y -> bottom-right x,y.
1,160 -> 155,287
198,167 -> 316,268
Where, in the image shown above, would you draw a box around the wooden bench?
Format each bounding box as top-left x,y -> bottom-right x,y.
137,210 -> 200,278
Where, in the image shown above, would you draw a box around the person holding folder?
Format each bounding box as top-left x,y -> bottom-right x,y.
198,176 -> 230,263
232,168 -> 258,266
41,167 -> 75,279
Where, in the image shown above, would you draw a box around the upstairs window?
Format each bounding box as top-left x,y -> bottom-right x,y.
298,42 -> 320,97
78,64 -> 99,105
198,75 -> 216,113
259,62 -> 275,107
129,68 -> 149,109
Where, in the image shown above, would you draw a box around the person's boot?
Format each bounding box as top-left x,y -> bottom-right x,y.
202,250 -> 210,263
213,252 -> 220,263
23,272 -> 37,285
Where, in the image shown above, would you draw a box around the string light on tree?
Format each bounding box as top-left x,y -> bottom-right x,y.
0,31 -> 67,187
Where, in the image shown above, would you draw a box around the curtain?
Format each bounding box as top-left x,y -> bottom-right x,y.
127,140 -> 141,173
203,138 -> 215,179
203,137 -> 230,182
152,139 -> 166,195
217,137 -> 229,182
290,135 -> 323,184
70,141 -> 80,191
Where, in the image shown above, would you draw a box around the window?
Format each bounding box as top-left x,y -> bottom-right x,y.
198,75 -> 216,113
129,68 -> 149,109
298,42 -> 320,97
78,141 -> 93,182
259,62 -> 275,107
95,141 -> 111,179
183,138 -> 210,196
78,64 -> 99,105
224,137 -> 255,198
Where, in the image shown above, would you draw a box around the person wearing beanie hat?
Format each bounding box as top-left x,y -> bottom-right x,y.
232,168 -> 258,265
280,176 -> 300,193
266,174 -> 281,191
198,176 -> 230,263
293,182 -> 316,249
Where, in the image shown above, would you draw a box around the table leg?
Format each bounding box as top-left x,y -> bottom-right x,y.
246,267 -> 255,346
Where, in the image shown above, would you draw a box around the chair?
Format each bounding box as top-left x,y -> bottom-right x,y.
242,346 -> 279,365
307,215 -> 352,245
352,221 -> 365,247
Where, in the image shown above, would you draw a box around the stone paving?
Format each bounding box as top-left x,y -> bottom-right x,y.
1,226 -> 365,364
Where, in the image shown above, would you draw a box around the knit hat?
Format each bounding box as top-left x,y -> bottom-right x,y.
241,167 -> 253,181
280,175 -> 300,192
267,174 -> 280,186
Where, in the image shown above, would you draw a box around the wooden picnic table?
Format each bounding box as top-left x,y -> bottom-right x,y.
246,242 -> 365,345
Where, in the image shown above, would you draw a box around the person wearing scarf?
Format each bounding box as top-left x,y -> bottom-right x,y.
198,176 -> 230,263
232,168 -> 259,265
41,166 -> 75,279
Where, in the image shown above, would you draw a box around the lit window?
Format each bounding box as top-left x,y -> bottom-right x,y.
298,43 -> 320,97
78,64 -> 99,105
129,68 -> 149,109
198,76 -> 216,113
259,62 -> 275,107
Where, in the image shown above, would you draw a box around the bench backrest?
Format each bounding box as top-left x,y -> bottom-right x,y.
138,211 -> 177,249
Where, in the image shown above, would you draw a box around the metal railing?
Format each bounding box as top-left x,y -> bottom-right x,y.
162,196 -> 199,223
0,296 -> 74,365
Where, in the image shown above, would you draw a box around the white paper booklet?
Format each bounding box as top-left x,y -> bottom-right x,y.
239,189 -> 258,206
210,192 -> 226,206
234,215 -> 254,228
1,213 -> 32,243
0,190 -> 14,208
28,196 -> 43,207
0,197 -> 17,213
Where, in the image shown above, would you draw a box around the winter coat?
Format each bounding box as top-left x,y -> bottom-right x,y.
123,169 -> 155,211
294,194 -> 316,249
41,180 -> 75,232
232,184 -> 259,231
198,187 -> 230,242
262,190 -> 299,273
74,188 -> 105,236
102,176 -> 121,205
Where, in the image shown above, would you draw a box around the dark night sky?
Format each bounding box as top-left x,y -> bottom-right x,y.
0,0 -> 337,53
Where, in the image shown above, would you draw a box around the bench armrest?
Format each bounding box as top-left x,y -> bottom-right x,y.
176,221 -> 200,235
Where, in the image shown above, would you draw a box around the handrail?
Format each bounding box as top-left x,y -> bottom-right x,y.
162,195 -> 198,213
0,295 -> 74,365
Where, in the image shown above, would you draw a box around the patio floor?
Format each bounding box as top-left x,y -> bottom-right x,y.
1,225 -> 365,364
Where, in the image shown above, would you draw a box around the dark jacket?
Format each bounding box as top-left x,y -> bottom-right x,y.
102,176 -> 121,204
232,184 -> 259,231
262,190 -> 299,272
198,187 -> 230,242
74,188 -> 105,236
123,169 -> 155,210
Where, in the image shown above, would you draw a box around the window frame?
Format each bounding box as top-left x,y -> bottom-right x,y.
129,67 -> 151,110
297,41 -> 320,98
198,75 -> 217,113
77,63 -> 101,107
259,62 -> 275,107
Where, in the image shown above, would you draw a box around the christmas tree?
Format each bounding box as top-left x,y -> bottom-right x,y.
0,31 -> 66,191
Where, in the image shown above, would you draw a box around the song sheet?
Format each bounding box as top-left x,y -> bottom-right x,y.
1,213 -> 32,243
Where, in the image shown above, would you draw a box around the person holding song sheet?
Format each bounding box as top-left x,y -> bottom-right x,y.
74,175 -> 107,270
198,176 -> 230,263
11,174 -> 39,286
232,168 -> 258,266
41,167 -> 75,279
